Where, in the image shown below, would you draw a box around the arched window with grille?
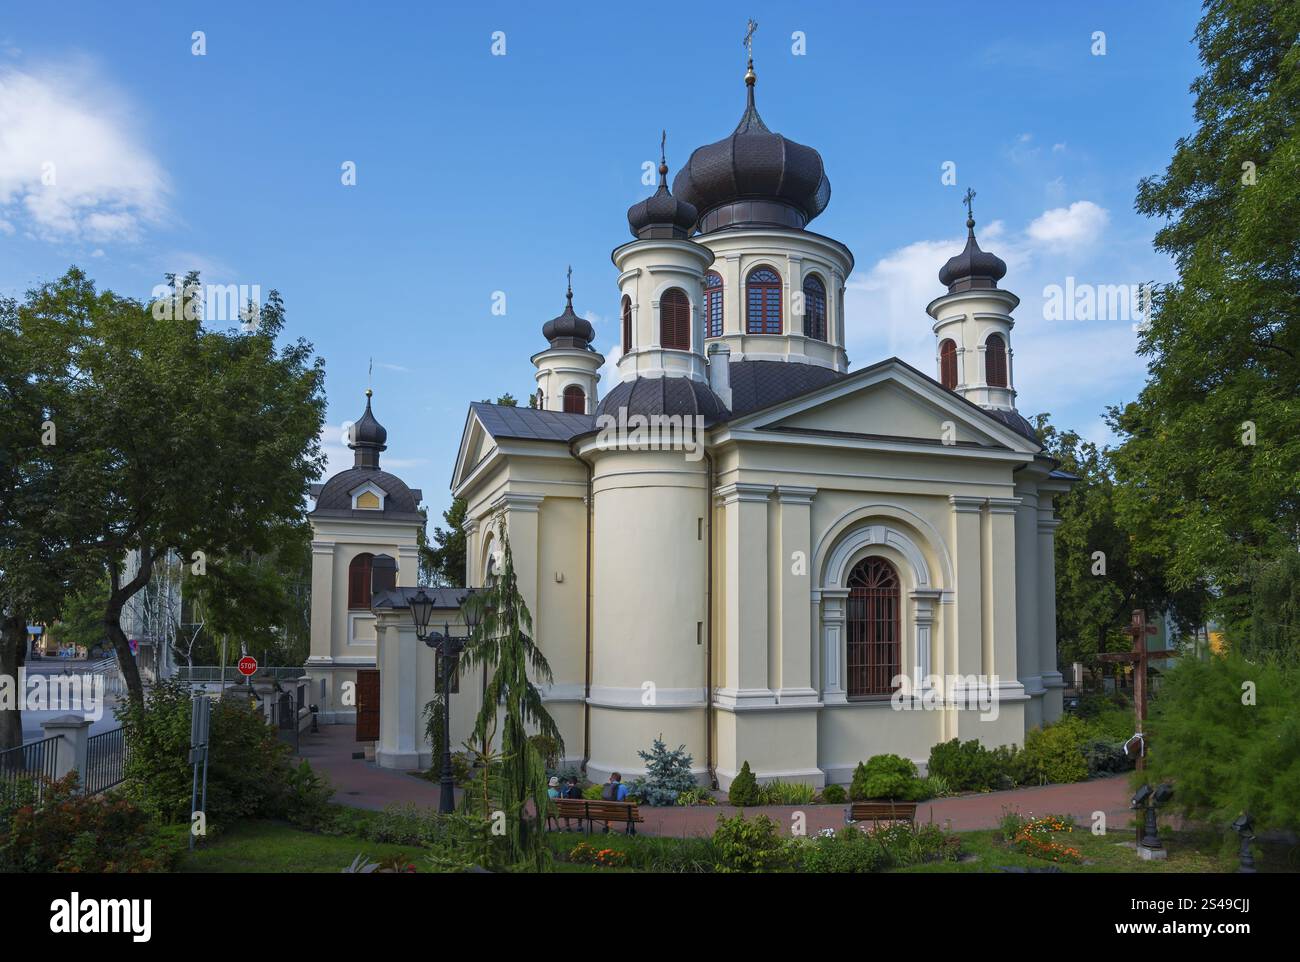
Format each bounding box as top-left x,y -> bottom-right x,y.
802,275 -> 827,341
661,287 -> 691,350
985,333 -> 1008,387
347,553 -> 374,610
846,556 -> 900,697
939,338 -> 958,390
621,295 -> 632,354
704,271 -> 724,338
746,267 -> 782,334
562,384 -> 586,414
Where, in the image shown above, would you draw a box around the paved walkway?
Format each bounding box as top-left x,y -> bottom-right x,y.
303,725 -> 1137,834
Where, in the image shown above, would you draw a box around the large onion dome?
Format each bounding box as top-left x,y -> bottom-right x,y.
671,59 -> 830,234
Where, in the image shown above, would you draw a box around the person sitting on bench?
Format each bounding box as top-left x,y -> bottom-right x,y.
600,772 -> 628,832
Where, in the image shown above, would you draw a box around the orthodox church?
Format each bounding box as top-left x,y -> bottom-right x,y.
306,52 -> 1073,789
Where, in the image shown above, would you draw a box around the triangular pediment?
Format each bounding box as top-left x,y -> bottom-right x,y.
451,410 -> 498,492
728,358 -> 1040,454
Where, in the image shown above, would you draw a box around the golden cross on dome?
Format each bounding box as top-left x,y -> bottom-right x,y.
962,187 -> 976,221
744,18 -> 758,59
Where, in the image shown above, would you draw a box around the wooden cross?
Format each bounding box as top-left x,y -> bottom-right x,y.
744,18 -> 758,59
1097,609 -> 1179,771
962,188 -> 976,221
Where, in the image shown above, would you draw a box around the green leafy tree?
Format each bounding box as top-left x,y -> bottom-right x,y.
459,514 -> 563,870
419,497 -> 468,587
7,268 -> 325,705
1032,415 -> 1204,669
1108,0 -> 1300,654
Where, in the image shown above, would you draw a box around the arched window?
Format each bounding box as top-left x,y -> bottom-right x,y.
347,553 -> 374,610
939,338 -> 958,390
704,271 -> 724,338
985,334 -> 1008,387
562,384 -> 586,414
621,295 -> 632,354
746,267 -> 782,334
661,287 -> 691,351
846,557 -> 900,697
802,275 -> 827,341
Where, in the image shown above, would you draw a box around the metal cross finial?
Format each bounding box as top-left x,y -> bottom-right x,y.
367,357 -> 373,397
744,18 -> 758,59
660,129 -> 666,166
566,265 -> 572,295
962,188 -> 976,221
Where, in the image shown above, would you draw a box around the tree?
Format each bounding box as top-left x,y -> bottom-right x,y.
1032,415 -> 1204,670
9,268 -> 325,706
1109,0 -> 1300,654
419,498 -> 468,587
458,514 -> 563,870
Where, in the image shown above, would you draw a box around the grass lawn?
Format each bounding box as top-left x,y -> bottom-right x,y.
177,821 -> 422,873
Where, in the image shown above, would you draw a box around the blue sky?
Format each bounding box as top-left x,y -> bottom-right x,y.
1,1 -> 1204,521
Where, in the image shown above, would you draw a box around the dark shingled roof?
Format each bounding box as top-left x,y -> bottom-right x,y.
372,586 -> 473,610
311,467 -> 424,521
470,401 -> 594,442
938,218 -> 1007,293
595,376 -> 730,423
726,360 -> 845,418
980,407 -> 1040,445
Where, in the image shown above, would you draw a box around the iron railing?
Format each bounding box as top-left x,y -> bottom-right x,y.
0,735 -> 60,805
176,666 -> 306,685
84,727 -> 128,795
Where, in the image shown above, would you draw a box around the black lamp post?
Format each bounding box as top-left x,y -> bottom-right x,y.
408,588 -> 480,815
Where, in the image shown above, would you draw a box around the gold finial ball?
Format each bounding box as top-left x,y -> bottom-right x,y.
365,387 -> 373,397
745,61 -> 756,86
658,162 -> 668,176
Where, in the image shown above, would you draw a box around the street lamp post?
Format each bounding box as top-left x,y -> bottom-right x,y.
408,588 -> 480,815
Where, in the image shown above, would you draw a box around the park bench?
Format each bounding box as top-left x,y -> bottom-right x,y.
844,801 -> 917,825
547,798 -> 644,835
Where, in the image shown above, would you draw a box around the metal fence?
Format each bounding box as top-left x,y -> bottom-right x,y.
84,727 -> 128,795
0,735 -> 60,804
176,665 -> 306,685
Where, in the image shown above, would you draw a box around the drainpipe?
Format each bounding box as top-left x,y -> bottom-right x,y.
704,448 -> 718,790
568,438 -> 594,775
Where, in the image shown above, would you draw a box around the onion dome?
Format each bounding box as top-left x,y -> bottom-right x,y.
671,57 -> 830,234
595,375 -> 730,423
541,268 -> 596,349
349,389 -> 387,468
627,132 -> 698,239
938,207 -> 1007,293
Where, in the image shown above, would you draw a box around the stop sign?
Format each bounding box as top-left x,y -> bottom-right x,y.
237,655 -> 258,677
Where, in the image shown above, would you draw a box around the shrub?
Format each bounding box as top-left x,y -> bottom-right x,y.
711,812 -> 793,873
759,781 -> 816,805
798,826 -> 887,873
926,738 -> 1004,792
728,760 -> 761,806
819,784 -> 847,804
1145,653 -> 1300,831
866,820 -> 962,866
631,735 -> 699,806
528,733 -> 561,770
852,754 -> 924,801
1082,739 -> 1133,777
118,677 -> 307,824
675,787 -> 716,806
582,783 -> 605,801
1022,716 -> 1089,784
0,773 -> 182,873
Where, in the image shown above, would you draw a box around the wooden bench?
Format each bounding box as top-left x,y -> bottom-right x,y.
546,798 -> 644,835
844,801 -> 917,825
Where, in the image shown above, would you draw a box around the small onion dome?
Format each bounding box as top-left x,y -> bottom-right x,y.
672,62 -> 830,234
596,375 -> 730,424
349,389 -> 387,468
627,141 -> 698,240
541,276 -> 596,349
938,216 -> 1008,293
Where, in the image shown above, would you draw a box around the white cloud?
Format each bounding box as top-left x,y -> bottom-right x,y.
1026,201 -> 1109,251
0,61 -> 168,242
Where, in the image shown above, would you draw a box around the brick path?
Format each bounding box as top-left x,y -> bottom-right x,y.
303,725 -> 1136,834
